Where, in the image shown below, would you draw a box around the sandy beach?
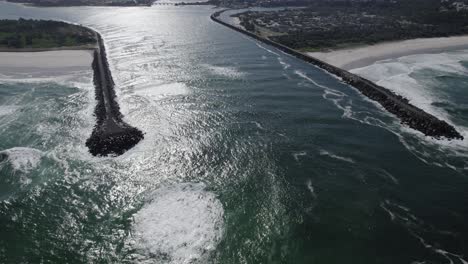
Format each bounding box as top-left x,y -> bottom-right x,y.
0,50 -> 93,68
0,50 -> 94,78
307,35 -> 468,70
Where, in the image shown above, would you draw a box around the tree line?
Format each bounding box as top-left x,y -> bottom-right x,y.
0,18 -> 95,49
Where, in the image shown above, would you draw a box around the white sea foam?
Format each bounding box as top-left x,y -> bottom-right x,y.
134,82 -> 189,99
0,105 -> 18,116
278,57 -> 291,70
250,121 -> 264,130
202,64 -> 245,79
319,149 -> 355,164
0,147 -> 43,187
378,169 -> 399,185
412,225 -> 468,264
0,71 -> 93,91
347,51 -> 468,170
295,56 -> 468,171
295,69 -> 363,122
350,51 -> 468,122
399,52 -> 468,74
306,179 -> 317,198
0,147 -> 43,174
363,70 -> 451,123
133,183 -> 224,263
307,36 -> 468,69
351,62 -> 412,83
255,43 -> 280,56
296,69 -> 374,126
381,200 -> 468,264
292,151 -> 307,162
294,70 -> 334,91
380,202 -> 396,221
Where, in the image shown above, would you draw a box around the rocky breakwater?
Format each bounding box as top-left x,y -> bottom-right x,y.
86,34 -> 144,156
211,11 -> 463,140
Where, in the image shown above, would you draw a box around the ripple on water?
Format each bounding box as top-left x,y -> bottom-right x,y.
132,183 -> 224,263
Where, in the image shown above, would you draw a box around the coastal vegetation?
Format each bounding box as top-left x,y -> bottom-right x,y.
6,0 -> 154,6
212,10 -> 464,140
0,19 -> 96,49
0,18 -> 143,155
234,0 -> 468,51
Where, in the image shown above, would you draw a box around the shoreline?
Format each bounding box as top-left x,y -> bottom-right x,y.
3,0 -> 155,7
0,45 -> 96,53
0,50 -> 94,69
211,10 -> 463,140
306,36 -> 468,70
0,31 -> 144,156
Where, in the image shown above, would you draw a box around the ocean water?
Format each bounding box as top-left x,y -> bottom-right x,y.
0,2 -> 468,263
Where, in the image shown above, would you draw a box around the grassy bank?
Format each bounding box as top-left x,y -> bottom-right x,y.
0,19 -> 96,49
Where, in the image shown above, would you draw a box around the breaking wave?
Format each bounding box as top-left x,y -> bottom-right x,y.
350,51 -> 468,170
0,147 -> 43,174
291,52 -> 468,171
132,183 -> 224,263
351,53 -> 466,123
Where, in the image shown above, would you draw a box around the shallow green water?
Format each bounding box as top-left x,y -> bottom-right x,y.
0,2 -> 467,263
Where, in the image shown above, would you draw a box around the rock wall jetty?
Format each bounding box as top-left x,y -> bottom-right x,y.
86,33 -> 144,156
211,11 -> 463,140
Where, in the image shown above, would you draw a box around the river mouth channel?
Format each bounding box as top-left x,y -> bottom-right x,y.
0,3 -> 468,264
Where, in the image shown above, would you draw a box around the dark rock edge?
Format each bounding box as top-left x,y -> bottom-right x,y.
211,10 -> 463,140
86,33 -> 144,156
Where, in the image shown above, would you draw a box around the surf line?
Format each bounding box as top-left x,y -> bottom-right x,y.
211,10 -> 463,141
86,32 -> 144,156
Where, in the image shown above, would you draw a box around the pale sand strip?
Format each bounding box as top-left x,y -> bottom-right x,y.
0,50 -> 94,68
307,36 -> 468,70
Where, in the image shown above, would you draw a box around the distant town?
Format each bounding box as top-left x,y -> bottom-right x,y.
8,0 -> 468,11
7,0 -> 468,52
232,0 -> 468,51
6,0 -> 154,6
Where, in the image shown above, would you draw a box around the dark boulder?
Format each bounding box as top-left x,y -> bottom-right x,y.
87,32 -> 144,156
211,11 -> 463,140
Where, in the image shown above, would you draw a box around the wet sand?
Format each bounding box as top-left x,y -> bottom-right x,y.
0,50 -> 94,68
307,36 -> 468,70
0,50 -> 94,79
